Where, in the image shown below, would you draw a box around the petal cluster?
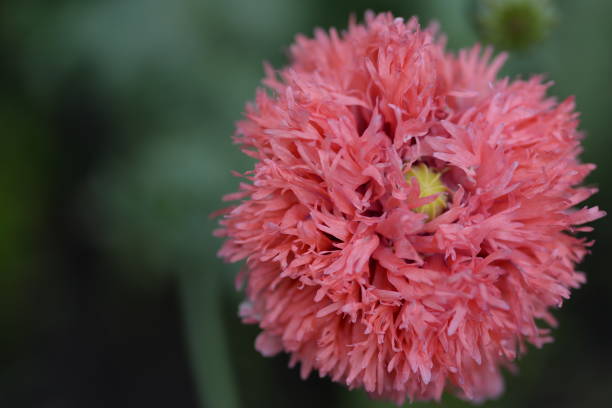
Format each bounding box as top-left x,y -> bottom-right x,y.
216,12 -> 604,403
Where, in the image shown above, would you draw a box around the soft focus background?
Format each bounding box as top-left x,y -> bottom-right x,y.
1,0 -> 611,407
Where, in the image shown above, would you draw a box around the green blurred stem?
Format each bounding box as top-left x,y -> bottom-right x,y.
179,268 -> 240,408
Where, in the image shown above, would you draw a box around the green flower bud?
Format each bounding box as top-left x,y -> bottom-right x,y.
476,0 -> 557,50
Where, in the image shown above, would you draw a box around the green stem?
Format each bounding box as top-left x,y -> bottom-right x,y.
179,267 -> 240,408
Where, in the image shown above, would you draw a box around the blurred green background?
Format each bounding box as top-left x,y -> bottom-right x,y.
1,0 -> 610,407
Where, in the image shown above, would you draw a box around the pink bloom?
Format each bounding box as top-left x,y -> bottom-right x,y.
215,12 -> 604,404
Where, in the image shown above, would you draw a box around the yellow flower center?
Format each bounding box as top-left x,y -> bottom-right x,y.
405,163 -> 449,220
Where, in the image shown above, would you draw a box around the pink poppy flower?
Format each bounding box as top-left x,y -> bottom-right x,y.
215,12 -> 604,404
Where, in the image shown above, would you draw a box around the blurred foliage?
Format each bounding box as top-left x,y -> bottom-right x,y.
0,103 -> 50,355
88,131 -> 235,286
0,0 -> 611,407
